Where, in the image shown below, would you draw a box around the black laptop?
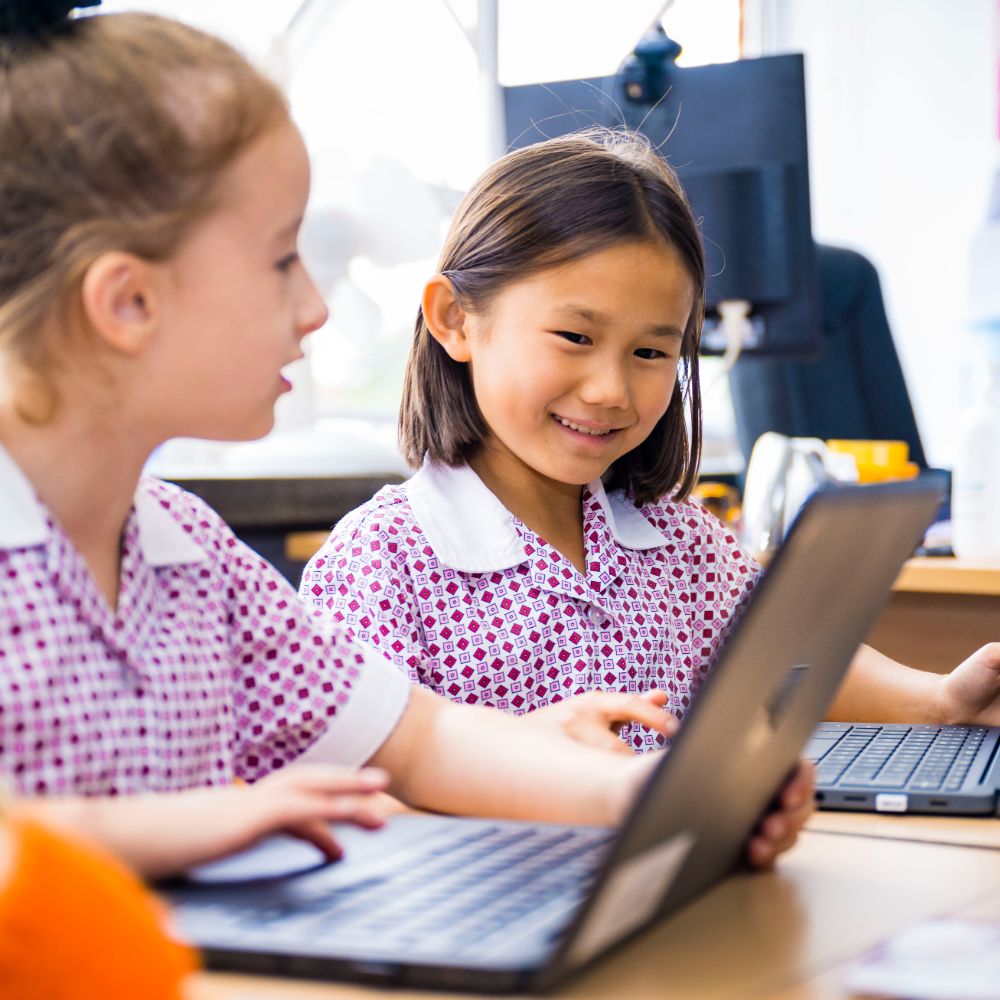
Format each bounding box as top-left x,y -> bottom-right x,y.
809,719 -> 999,815
163,480 -> 944,993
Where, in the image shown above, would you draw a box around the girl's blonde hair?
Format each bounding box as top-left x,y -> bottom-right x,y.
398,129 -> 705,506
0,11 -> 288,420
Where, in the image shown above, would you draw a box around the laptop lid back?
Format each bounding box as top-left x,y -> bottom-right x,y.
544,480 -> 942,985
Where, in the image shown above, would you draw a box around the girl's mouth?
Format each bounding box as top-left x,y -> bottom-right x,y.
552,414 -> 620,439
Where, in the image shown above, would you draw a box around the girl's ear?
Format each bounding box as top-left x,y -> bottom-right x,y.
422,274 -> 473,362
79,252 -> 159,356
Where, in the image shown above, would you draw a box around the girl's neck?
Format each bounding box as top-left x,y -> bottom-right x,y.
468,442 -> 589,574
0,399 -> 153,609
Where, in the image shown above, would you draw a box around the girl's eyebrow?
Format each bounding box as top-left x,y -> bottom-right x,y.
554,304 -> 684,341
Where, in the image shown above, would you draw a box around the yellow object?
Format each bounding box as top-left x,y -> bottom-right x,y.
692,481 -> 741,524
825,440 -> 920,483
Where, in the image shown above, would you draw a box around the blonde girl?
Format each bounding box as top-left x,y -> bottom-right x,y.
0,2 -> 777,877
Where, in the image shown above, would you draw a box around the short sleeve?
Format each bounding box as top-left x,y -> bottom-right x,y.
222,538 -> 410,776
299,499 -> 430,688
145,482 -> 413,778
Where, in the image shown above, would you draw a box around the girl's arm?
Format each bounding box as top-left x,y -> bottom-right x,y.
16,765 -> 392,880
370,687 -> 650,826
370,686 -> 813,868
18,693 -> 811,878
830,643 -> 1000,726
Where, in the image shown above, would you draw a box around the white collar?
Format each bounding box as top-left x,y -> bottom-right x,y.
0,444 -> 205,567
406,458 -> 668,573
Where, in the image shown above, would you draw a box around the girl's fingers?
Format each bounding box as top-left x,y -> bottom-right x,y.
267,764 -> 390,796
781,760 -> 816,809
593,692 -> 679,736
316,795 -> 390,827
283,818 -> 344,861
746,836 -> 776,869
570,723 -> 635,755
269,790 -> 392,831
268,796 -> 391,860
747,827 -> 800,870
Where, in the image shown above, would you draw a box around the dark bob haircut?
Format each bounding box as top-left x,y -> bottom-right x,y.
399,128 -> 705,506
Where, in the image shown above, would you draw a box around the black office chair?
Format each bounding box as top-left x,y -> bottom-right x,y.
727,244 -> 927,467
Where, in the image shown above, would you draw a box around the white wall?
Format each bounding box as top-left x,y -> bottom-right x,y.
753,0 -> 997,468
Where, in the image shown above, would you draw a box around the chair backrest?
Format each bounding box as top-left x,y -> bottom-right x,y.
727,244 -> 926,467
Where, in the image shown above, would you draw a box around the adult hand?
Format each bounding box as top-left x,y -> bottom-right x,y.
523,689 -> 679,754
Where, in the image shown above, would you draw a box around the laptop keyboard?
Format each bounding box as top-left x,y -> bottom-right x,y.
179,822 -> 612,956
807,723 -> 989,791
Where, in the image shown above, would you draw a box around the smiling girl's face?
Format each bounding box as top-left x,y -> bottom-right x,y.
454,240 -> 695,499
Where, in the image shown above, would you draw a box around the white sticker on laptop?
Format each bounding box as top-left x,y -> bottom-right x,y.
565,831 -> 695,968
875,793 -> 908,813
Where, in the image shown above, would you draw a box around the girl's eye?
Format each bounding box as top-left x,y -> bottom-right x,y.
275,252 -> 299,273
634,347 -> 668,360
554,330 -> 591,345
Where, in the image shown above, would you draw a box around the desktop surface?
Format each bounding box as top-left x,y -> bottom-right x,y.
191,818 -> 1000,1000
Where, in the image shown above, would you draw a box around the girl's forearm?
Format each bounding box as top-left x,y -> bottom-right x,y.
827,644 -> 944,724
371,688 -> 651,826
16,791 -> 231,879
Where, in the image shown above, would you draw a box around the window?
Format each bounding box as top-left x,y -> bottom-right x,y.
103,1 -> 742,474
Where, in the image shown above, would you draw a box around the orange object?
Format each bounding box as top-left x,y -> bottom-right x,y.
825,439 -> 920,483
692,481 -> 741,524
0,817 -> 197,1000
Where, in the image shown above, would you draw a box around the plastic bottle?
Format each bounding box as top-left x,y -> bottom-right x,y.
951,336 -> 1000,560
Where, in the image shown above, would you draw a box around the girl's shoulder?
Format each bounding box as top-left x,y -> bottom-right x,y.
136,475 -> 237,559
306,481 -> 424,568
633,492 -> 749,562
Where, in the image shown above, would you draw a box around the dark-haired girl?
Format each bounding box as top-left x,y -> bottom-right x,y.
303,131 -> 1000,834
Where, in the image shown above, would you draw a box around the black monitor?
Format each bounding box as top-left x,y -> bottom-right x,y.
503,52 -> 821,356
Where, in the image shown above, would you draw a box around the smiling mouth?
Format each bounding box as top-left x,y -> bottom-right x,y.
552,415 -> 620,438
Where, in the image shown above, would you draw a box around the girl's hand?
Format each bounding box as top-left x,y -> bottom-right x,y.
935,643 -> 1000,726
21,764 -> 391,880
745,760 -> 815,870
205,764 -> 392,865
522,690 -> 679,754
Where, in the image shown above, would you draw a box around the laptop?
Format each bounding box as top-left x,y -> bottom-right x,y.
163,480 -> 943,993
809,720 -> 1000,815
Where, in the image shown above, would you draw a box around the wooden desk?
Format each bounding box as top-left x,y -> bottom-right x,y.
807,808 -> 1000,850
192,822 -> 1000,1000
866,558 -> 1000,673
773,891 -> 1000,1000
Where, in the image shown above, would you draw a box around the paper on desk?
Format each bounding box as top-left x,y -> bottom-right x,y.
846,917 -> 1000,1000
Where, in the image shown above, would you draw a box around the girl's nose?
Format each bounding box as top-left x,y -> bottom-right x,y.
296,268 -> 330,338
579,360 -> 630,409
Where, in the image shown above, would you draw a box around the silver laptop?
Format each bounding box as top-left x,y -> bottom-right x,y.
163,480 -> 942,993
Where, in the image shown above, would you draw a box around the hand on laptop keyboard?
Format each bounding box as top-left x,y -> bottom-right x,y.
745,759 -> 815,870
25,764 -> 394,879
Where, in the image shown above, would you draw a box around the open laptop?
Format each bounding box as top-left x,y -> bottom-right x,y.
809,719 -> 1000,815
163,479 -> 944,993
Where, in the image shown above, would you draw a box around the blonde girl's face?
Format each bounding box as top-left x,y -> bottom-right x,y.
148,117 -> 328,442
463,240 -> 695,492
